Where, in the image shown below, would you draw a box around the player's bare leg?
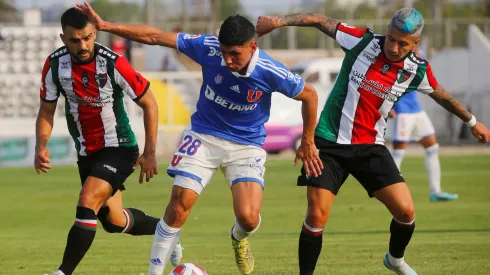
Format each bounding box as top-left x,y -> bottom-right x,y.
420,135 -> 458,202
230,181 -> 263,275
55,177 -> 112,275
148,178 -> 199,275
374,182 -> 418,275
298,186 -> 335,275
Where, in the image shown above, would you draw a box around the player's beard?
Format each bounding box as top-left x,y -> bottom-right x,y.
73,49 -> 94,64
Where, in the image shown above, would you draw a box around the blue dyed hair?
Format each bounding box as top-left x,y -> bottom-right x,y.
389,8 -> 424,38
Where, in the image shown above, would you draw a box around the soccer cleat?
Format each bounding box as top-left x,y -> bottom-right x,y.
383,253 -> 418,275
429,192 -> 458,202
231,235 -> 254,275
170,241 -> 184,266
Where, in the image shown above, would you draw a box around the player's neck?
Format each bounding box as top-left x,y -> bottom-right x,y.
237,61 -> 251,76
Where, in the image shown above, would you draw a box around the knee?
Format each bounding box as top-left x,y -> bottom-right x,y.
394,203 -> 415,223
78,192 -> 103,209
235,208 -> 261,232
305,207 -> 329,228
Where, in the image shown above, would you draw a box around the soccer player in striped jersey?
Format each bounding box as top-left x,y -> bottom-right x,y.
77,3 -> 322,275
35,8 -> 163,275
389,45 -> 458,202
256,8 -> 490,275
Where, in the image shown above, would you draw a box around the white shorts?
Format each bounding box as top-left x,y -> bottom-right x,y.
393,111 -> 435,142
167,129 -> 267,194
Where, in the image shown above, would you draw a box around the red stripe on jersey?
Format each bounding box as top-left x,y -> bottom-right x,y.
426,63 -> 438,89
71,60 -> 105,154
351,55 -> 401,144
338,23 -> 367,38
115,56 -> 149,98
40,57 -> 51,99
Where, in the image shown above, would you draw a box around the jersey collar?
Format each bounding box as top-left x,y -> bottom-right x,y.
221,48 -> 260,78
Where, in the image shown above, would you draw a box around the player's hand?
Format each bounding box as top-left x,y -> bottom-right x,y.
34,147 -> 52,174
470,122 -> 490,143
295,138 -> 323,177
256,16 -> 282,37
133,151 -> 158,183
388,110 -> 396,118
75,2 -> 106,31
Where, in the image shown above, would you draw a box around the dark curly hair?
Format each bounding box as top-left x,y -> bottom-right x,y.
218,15 -> 255,46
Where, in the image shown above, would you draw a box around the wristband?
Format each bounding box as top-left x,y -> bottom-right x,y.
465,115 -> 476,128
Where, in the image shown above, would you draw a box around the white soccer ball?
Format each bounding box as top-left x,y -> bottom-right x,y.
168,263 -> 208,275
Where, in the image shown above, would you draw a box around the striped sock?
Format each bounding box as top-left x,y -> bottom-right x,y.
123,208 -> 159,236
299,221 -> 324,275
148,218 -> 181,275
59,207 -> 97,275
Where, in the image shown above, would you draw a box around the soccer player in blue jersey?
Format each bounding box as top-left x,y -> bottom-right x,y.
389,45 -> 458,202
77,3 -> 323,275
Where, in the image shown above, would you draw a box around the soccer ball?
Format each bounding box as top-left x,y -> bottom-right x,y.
168,263 -> 208,275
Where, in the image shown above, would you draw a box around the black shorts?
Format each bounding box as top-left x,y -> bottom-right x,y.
77,146 -> 139,195
297,137 -> 404,197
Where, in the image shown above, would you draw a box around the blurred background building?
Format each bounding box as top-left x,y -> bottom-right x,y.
1,0 -> 490,165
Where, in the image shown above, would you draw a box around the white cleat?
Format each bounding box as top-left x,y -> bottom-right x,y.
383,253 -> 418,275
170,241 -> 184,267
43,271 -> 65,275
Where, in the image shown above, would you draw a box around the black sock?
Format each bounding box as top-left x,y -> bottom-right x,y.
123,208 -> 159,236
299,222 -> 323,275
389,218 -> 415,259
58,206 -> 97,275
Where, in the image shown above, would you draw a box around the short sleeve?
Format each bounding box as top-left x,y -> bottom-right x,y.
277,71 -> 305,98
417,63 -> 438,94
114,56 -> 150,100
177,32 -> 218,65
335,23 -> 369,51
40,57 -> 59,102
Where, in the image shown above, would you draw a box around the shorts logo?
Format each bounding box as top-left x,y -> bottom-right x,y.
103,164 -> 117,173
171,155 -> 183,166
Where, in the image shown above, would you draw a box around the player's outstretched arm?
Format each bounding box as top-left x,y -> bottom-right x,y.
293,83 -> 324,176
134,89 -> 159,183
76,2 -> 177,48
256,13 -> 339,39
35,100 -> 56,174
429,84 -> 490,143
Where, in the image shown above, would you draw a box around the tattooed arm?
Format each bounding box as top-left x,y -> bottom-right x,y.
429,84 -> 472,122
256,13 -> 339,39
429,84 -> 490,143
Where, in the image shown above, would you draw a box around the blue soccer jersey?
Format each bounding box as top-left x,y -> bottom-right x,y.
394,90 -> 422,114
176,32 -> 305,147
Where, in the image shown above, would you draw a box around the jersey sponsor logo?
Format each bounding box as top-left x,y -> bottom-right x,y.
215,74 -> 223,84
406,63 -> 416,73
247,89 -> 263,103
59,76 -> 74,83
95,73 -> 108,88
381,63 -> 391,75
370,42 -> 380,53
60,61 -> 70,69
183,33 -> 201,39
82,71 -> 89,88
205,85 -> 257,111
363,53 -> 376,64
208,47 -> 221,57
287,72 -> 302,85
66,93 -> 114,107
397,69 -> 411,84
351,69 -> 401,102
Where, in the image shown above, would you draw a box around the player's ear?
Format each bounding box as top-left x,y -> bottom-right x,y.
250,39 -> 257,51
60,33 -> 66,45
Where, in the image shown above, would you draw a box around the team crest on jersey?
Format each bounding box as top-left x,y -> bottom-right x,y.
381,63 -> 391,75
397,69 -> 411,84
82,72 -> 89,88
95,73 -> 108,88
247,89 -> 263,103
215,74 -> 223,84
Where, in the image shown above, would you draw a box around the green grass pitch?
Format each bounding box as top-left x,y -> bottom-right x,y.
1,155 -> 489,274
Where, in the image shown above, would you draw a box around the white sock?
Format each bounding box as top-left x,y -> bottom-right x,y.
148,218 -> 181,275
232,214 -> 261,241
391,149 -> 405,170
425,144 -> 441,194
